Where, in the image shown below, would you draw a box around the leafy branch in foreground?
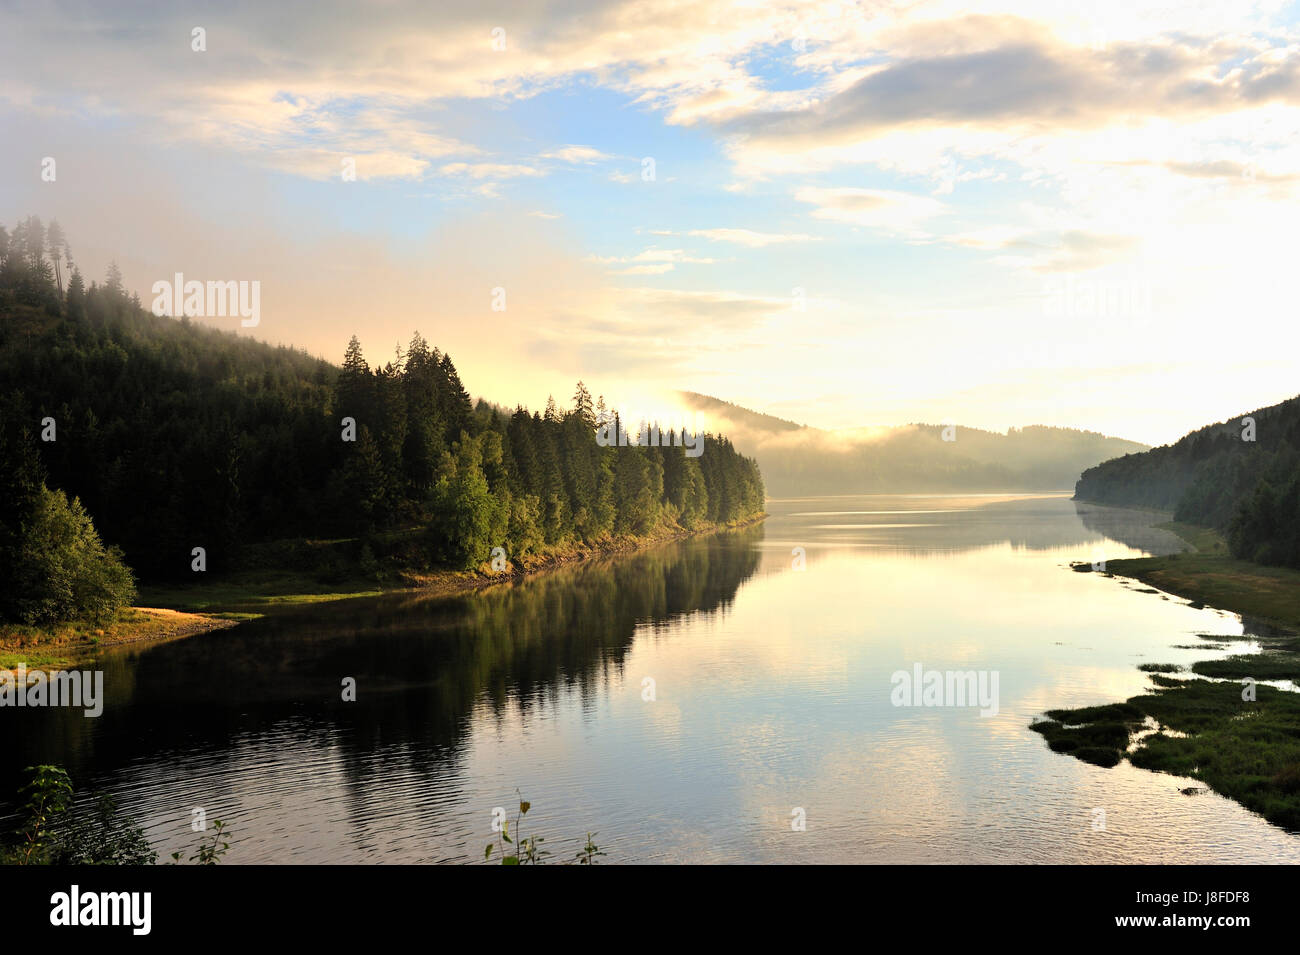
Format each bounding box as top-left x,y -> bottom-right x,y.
484,794 -> 605,865
13,764 -> 71,864
170,818 -> 231,865
3,764 -> 156,865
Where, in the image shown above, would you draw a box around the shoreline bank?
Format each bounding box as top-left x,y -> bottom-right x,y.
4,513 -> 768,669
1076,514 -> 1300,630
0,608 -> 239,671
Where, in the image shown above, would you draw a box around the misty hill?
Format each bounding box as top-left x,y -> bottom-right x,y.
679,392 -> 806,434
678,391 -> 1148,496
1075,395 -> 1300,567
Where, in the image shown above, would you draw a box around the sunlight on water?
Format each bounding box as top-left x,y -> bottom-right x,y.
8,494 -> 1299,863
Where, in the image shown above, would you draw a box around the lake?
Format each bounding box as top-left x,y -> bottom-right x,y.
7,493 -> 1300,863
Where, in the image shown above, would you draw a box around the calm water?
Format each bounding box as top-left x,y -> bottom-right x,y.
8,493 -> 1300,863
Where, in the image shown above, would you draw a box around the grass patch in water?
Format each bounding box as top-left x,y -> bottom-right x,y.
1034,678 -> 1300,829
1048,519 -> 1300,826
1043,702 -> 1144,723
1030,718 -> 1136,767
1191,655 -> 1300,681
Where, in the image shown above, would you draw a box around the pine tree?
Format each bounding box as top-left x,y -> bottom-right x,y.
402,331 -> 443,493
66,270 -> 86,321
573,381 -> 595,428
339,425 -> 388,532
336,335 -> 374,428
437,353 -> 472,441
47,220 -> 66,295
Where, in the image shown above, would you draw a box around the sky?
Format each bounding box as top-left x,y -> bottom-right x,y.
2,0 -> 1299,446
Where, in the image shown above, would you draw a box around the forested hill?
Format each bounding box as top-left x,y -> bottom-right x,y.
1074,395 -> 1300,567
677,391 -> 806,434
676,391 -> 1147,496
0,216 -> 764,588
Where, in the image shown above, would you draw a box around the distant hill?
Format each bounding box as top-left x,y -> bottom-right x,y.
678,392 -> 805,434
677,391 -> 1148,496
1075,395 -> 1300,567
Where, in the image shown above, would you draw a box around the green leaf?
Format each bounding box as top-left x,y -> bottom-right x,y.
484,844 -> 493,859
502,856 -> 519,866
519,801 -> 530,814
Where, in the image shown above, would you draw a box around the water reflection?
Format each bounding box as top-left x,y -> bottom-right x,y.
4,528 -> 763,860
6,495 -> 1300,863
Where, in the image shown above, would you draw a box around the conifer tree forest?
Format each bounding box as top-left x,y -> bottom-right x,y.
0,217 -> 765,624
1074,394 -> 1300,569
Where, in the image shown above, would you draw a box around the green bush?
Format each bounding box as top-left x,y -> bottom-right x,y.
9,486 -> 135,625
2,765 -> 155,866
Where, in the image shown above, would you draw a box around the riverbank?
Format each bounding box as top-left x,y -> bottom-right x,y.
0,608 -> 239,671
6,513 -> 767,668
143,513 -> 767,612
1096,521 -> 1300,630
1045,517 -> 1300,830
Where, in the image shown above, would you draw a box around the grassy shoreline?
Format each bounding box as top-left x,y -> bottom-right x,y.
1048,513 -> 1300,830
4,513 -> 768,668
1100,519 -> 1300,630
0,608 -> 239,671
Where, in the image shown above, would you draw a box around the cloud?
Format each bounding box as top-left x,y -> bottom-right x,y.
758,15 -> 1300,141
793,186 -> 945,232
0,0 -> 814,178
542,145 -> 612,164
439,162 -> 545,179
665,228 -> 823,247
943,227 -> 1141,272
617,286 -> 788,329
10,2 -> 1299,201
612,263 -> 675,275
1113,158 -> 1300,184
587,247 -> 718,273
436,161 -> 547,197
712,21 -> 1300,186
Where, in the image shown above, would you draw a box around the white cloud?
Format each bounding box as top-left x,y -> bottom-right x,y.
439,162 -> 546,180
793,186 -> 946,233
612,263 -> 675,275
665,228 -> 824,247
542,145 -> 612,164
588,247 -> 718,274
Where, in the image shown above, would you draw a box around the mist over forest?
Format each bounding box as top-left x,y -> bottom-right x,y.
678,392 -> 1149,496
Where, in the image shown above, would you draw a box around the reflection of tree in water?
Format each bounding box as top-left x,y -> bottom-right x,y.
1072,501 -> 1188,557
1075,504 -> 1289,643
461,526 -> 764,717
4,525 -> 765,812
1239,616 -> 1295,641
